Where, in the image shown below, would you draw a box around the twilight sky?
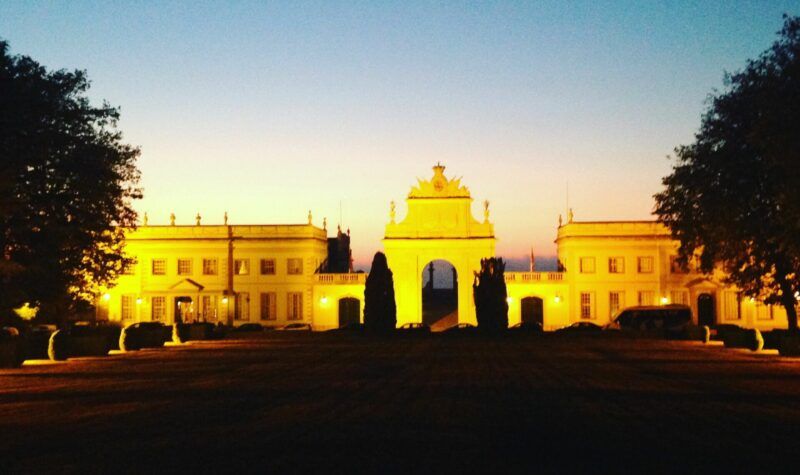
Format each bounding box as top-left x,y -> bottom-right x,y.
2,1 -> 798,268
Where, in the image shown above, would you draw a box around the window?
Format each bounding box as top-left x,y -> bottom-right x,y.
203,258 -> 218,275
637,256 -> 654,273
122,262 -> 136,275
177,259 -> 192,276
670,291 -> 689,305
260,258 -> 276,275
151,296 -> 166,321
151,259 -> 166,275
287,258 -> 303,275
609,291 -> 624,318
579,257 -> 595,273
580,292 -> 595,319
723,291 -> 741,320
234,259 -> 250,275
121,295 -> 134,320
608,257 -> 624,274
201,296 -> 217,321
638,291 -> 655,306
669,256 -> 687,274
234,292 -> 250,321
288,292 -> 303,320
260,292 -> 277,320
756,302 -> 773,321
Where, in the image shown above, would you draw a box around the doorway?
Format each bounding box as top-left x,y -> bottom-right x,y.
338,297 -> 361,327
521,297 -> 544,327
174,296 -> 194,324
697,293 -> 715,326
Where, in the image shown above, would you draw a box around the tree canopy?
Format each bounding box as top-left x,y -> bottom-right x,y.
654,15 -> 800,330
0,40 -> 141,324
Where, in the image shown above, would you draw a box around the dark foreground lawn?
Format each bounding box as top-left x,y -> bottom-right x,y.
2,333 -> 800,474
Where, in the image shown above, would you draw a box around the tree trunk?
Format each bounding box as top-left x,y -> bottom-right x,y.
784,298 -> 798,333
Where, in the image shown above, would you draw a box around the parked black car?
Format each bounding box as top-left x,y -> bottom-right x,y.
613,305 -> 692,334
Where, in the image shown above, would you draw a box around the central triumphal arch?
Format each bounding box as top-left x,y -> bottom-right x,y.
384,164 -> 496,326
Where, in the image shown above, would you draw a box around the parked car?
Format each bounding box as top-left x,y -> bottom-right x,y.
613,305 -> 692,335
509,321 -> 543,333
398,322 -> 431,333
233,323 -> 264,332
279,323 -> 312,331
442,323 -> 477,334
555,321 -> 603,334
327,322 -> 364,333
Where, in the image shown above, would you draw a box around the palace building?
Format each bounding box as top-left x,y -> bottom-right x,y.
99,165 -> 790,331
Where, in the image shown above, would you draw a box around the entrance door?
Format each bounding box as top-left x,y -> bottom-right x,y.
521,297 -> 544,327
697,293 -> 715,326
338,297 -> 361,327
174,296 -> 194,324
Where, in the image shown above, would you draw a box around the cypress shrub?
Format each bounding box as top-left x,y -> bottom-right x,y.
363,252 -> 397,333
473,257 -> 508,332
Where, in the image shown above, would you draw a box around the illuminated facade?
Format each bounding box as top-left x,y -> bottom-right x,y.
101,165 -> 790,331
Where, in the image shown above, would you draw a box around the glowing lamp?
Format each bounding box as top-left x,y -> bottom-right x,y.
749,297 -> 755,303
660,296 -> 669,305
102,293 -> 111,301
554,295 -> 562,303
506,297 -> 514,304
136,297 -> 143,305
222,297 -> 229,304
320,296 -> 328,305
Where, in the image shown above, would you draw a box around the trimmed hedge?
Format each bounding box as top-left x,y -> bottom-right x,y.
778,334 -> 800,356
119,322 -> 169,351
172,322 -> 216,344
48,325 -> 121,361
0,328 -> 25,368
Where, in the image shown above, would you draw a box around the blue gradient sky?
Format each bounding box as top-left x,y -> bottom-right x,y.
2,1 -> 798,268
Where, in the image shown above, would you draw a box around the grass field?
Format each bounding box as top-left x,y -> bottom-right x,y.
2,333 -> 800,473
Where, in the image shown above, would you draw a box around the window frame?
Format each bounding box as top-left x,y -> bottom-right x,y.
287,258 -> 304,275
151,259 -> 166,276
637,256 -> 654,274
260,292 -> 277,321
287,292 -> 303,320
177,258 -> 192,276
579,257 -> 596,274
260,258 -> 276,275
202,258 -> 218,276
608,257 -> 624,274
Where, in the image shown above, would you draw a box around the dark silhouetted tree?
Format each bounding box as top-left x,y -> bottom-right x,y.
363,252 -> 396,332
0,40 -> 141,325
654,15 -> 800,332
473,257 -> 508,331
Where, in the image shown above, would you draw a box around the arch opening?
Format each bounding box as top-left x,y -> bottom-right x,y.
422,259 -> 458,330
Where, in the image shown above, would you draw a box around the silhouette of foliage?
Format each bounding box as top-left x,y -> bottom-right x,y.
0,40 -> 141,324
363,252 -> 396,332
473,257 -> 508,331
654,15 -> 800,331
